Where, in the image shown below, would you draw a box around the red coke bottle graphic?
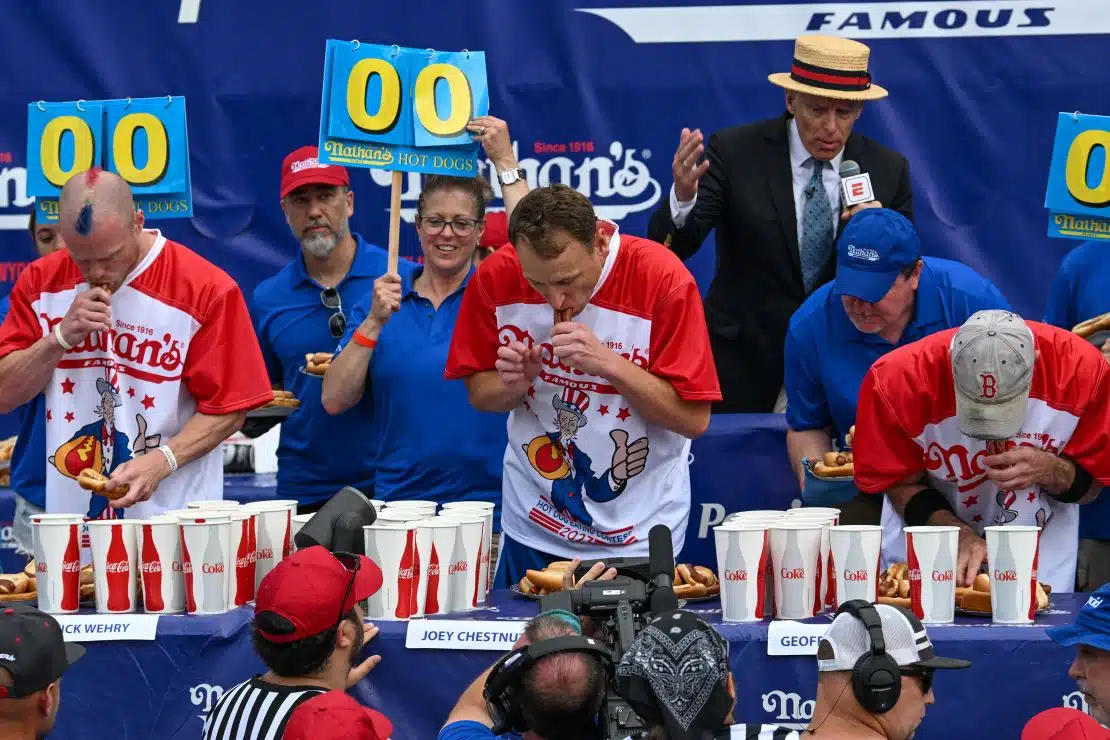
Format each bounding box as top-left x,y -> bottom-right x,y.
409,530 -> 421,616
181,526 -> 197,614
105,525 -> 132,612
395,530 -> 415,620
282,511 -> 292,559
141,525 -> 165,612
425,543 -> 441,615
234,519 -> 255,606
61,524 -> 81,611
472,522 -> 485,608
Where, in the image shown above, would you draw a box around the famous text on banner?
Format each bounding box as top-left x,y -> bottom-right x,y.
318,41 -> 488,177
1044,112 -> 1110,241
26,97 -> 193,224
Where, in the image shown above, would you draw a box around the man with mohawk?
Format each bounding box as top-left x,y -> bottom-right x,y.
0,169 -> 272,522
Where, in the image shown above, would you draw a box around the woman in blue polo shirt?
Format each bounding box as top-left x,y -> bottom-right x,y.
322,175 -> 507,527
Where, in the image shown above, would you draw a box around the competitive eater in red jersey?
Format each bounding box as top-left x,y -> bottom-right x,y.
852,310 -> 1110,592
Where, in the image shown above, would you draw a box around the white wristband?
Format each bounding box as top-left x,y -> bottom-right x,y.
53,323 -> 73,351
158,445 -> 178,474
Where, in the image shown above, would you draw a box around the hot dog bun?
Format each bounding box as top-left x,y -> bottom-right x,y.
877,596 -> 911,609
1036,582 -> 1049,610
972,573 -> 991,593
22,560 -> 35,579
813,462 -> 854,478
77,469 -> 129,500
546,561 -> 575,571
960,588 -> 991,612
519,576 -> 537,595
1073,312 -> 1110,339
525,569 -> 565,593
676,564 -> 694,585
675,583 -> 707,599
692,566 -> 717,587
0,573 -> 29,595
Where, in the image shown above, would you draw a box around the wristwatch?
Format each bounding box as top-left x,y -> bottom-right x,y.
498,168 -> 526,187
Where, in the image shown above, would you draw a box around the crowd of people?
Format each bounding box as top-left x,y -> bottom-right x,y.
0,27 -> 1108,740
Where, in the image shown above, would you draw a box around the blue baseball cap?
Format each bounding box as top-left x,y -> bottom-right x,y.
833,208 -> 921,304
1046,583 -> 1110,652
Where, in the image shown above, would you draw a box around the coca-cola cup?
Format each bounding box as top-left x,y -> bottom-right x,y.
828,525 -> 883,609
377,510 -> 432,523
225,510 -> 257,608
714,522 -> 771,622
31,514 -> 85,615
416,520 -> 459,616
770,522 -> 824,620
178,514 -> 232,615
903,526 -> 960,624
138,516 -> 186,614
363,523 -> 418,621
245,501 -> 297,589
727,510 -> 787,521
431,515 -> 485,613
436,509 -> 493,604
786,507 -> 842,522
291,514 -> 314,551
86,520 -> 140,614
385,500 -> 438,511
984,525 -> 1042,625
785,512 -> 837,610
185,501 -> 241,510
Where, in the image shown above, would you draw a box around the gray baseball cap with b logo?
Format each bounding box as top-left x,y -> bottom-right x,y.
950,310 -> 1035,440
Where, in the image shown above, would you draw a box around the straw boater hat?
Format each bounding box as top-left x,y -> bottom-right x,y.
768,35 -> 888,101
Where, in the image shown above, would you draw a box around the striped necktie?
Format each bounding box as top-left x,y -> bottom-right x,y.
800,158 -> 834,293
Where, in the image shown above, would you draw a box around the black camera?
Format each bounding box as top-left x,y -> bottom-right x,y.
537,525 -> 680,739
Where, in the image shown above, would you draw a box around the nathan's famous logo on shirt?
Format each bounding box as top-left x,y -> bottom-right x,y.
372,140 -> 661,223
41,315 -> 187,382
924,434 -> 1060,492
499,323 -> 649,395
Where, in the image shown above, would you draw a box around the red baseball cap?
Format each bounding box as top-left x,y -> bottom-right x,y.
254,546 -> 382,643
1023,708 -> 1110,740
283,691 -> 393,740
479,210 -> 509,249
280,146 -> 350,198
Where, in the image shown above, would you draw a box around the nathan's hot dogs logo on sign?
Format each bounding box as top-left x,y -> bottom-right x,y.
1045,112 -> 1110,240
318,42 -> 488,176
25,96 -> 193,223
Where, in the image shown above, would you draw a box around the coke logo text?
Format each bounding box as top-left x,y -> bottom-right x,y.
449,561 -> 467,575
142,561 -> 162,574
257,548 -> 274,560
201,563 -> 225,574
723,569 -> 748,582
781,567 -> 805,580
104,561 -> 129,574
398,567 -> 414,579
183,562 -> 193,574
37,562 -> 48,573
61,561 -> 80,573
932,570 -> 954,582
908,568 -> 922,582
843,569 -> 869,582
172,561 -> 184,572
428,563 -> 440,577
236,556 -> 251,569
994,569 -> 1018,582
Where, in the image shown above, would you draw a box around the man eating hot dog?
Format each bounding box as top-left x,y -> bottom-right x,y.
852,310 -> 1110,592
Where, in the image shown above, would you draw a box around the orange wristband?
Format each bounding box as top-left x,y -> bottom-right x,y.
352,331 -> 377,349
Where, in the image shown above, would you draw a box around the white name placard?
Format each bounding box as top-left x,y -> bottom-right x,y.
405,619 -> 529,651
767,621 -> 829,656
54,614 -> 160,642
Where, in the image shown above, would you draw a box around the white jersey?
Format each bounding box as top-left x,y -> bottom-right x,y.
446,222 -> 720,558
0,231 -> 272,521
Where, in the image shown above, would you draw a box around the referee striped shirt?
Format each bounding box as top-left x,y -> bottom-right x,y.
730,724 -> 803,740
201,676 -> 328,740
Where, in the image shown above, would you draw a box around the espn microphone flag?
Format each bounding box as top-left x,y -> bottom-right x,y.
840,160 -> 874,207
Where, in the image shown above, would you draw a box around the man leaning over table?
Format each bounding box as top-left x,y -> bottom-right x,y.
1045,239 -> 1110,592
0,170 -> 272,521
785,208 -> 1008,522
249,146 -> 414,513
1046,581 -> 1110,728
852,309 -> 1110,593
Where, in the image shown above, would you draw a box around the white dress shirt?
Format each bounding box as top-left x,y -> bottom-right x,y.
670,119 -> 843,239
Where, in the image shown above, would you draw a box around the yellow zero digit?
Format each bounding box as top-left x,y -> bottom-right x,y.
39,116 -> 96,188
1065,129 -> 1110,208
347,58 -> 402,134
414,63 -> 472,137
113,113 -> 170,186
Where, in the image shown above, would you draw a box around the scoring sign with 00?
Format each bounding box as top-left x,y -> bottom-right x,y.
26,96 -> 193,224
318,42 -> 488,176
1044,111 -> 1110,241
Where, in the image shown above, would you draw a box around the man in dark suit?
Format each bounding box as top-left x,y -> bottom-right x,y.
648,35 -> 913,413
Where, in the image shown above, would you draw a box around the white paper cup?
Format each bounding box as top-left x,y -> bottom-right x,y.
225,510 -> 257,607
138,518 -> 186,614
186,501 -> 241,510
787,507 -> 842,521
179,515 -> 232,615
363,523 -> 418,621
727,510 -> 787,520
903,526 -> 960,623
784,514 -> 836,609
87,520 -> 141,614
367,500 -> 385,511
434,516 -> 484,612
714,524 -> 770,622
417,521 -> 459,616
770,523 -> 824,619
436,510 -> 492,603
385,499 -> 438,508
31,515 -> 85,614
985,525 -> 1042,624
440,502 -> 495,511
248,502 -> 295,588
291,514 -> 313,552
377,510 -> 432,523
829,525 -> 883,608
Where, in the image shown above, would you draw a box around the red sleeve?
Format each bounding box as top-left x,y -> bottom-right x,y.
649,280 -> 721,401
0,273 -> 47,360
444,266 -> 500,379
853,367 -> 927,494
182,286 -> 274,414
1062,358 -> 1110,484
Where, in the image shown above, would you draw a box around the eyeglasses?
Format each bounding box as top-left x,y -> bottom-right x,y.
419,217 -> 480,237
332,551 -> 360,627
899,666 -> 934,694
320,287 -> 346,338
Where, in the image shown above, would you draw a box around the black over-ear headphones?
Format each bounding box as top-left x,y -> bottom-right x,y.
483,635 -> 613,735
835,599 -> 901,714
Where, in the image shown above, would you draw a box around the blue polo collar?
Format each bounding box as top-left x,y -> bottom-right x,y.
291,232 -> 380,288
402,265 -> 474,300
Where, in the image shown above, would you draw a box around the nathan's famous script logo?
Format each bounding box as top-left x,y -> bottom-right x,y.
189,683 -> 225,722
924,437 -> 1059,491
43,315 -> 186,376
499,324 -> 648,389
373,140 -> 660,223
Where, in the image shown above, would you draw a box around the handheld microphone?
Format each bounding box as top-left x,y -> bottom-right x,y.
839,159 -> 874,209
647,524 -> 679,613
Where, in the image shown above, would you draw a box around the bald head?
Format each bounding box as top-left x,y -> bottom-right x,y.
516,615 -> 606,739
57,169 -> 149,292
58,169 -> 136,237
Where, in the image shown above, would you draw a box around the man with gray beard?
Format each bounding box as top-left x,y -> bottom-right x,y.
248,146 -> 416,511
1048,582 -> 1110,728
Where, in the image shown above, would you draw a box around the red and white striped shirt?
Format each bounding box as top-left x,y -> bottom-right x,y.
853,321 -> 1110,591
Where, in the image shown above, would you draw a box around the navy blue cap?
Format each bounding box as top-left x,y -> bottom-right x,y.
833,208 -> 921,303
1047,584 -> 1110,653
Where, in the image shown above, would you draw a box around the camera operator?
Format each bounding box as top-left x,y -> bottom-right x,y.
440,562 -> 617,740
